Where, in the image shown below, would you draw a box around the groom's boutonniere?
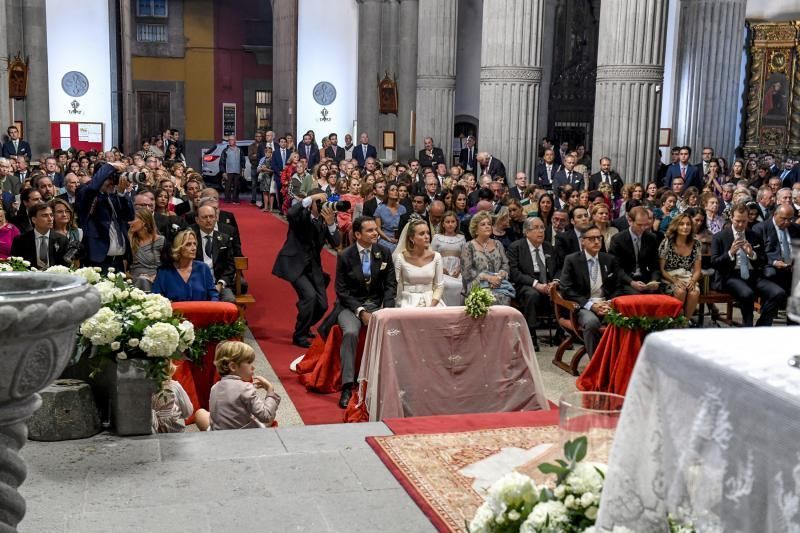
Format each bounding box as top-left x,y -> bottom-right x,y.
374,251 -> 382,259
380,262 -> 387,271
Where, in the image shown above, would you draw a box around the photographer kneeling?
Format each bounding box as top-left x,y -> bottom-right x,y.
273,190 -> 345,347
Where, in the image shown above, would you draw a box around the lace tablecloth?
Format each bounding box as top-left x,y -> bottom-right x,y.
597,327 -> 800,532
356,306 -> 550,421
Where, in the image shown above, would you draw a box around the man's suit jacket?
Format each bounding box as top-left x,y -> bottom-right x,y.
589,171 -> 624,197
1,139 -> 32,158
335,243 -> 397,314
397,211 -> 428,238
362,197 -> 382,218
10,231 -> 70,268
325,145 -> 345,163
1,175 -> 20,196
752,219 -> 800,279
270,147 -> 293,175
554,229 -> 606,276
75,164 -> 135,263
508,239 -> 556,289
710,227 -> 767,290
48,172 -> 65,188
534,163 -> 560,188
352,144 -> 377,168
154,212 -> 187,247
57,192 -> 76,205
552,168 -> 583,190
480,156 -> 506,180
192,226 -> 237,287
418,148 -> 446,169
297,143 -> 321,168
663,164 -> 702,190
272,200 -> 340,284
458,147 -> 477,172
559,251 -> 630,309
608,229 -> 660,283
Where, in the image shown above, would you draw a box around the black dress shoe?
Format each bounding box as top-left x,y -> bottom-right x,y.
338,384 -> 353,409
293,337 -> 311,348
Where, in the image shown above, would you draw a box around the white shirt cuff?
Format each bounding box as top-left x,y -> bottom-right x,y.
583,301 -> 594,311
301,196 -> 313,208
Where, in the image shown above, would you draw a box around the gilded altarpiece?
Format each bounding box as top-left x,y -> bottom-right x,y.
744,22 -> 800,156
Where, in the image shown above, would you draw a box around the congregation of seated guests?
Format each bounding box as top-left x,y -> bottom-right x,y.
0,128 -> 243,307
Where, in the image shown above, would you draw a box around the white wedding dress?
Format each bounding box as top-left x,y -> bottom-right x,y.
394,252 -> 446,308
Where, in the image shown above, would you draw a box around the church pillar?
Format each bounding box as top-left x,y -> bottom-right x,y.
415,0 -> 457,162
591,0 -> 668,181
357,0 -> 382,144
478,0 -> 545,178
272,0 -> 298,138
672,0 -> 746,159
0,0 -> 10,131
396,0 -> 418,162
20,0 -> 50,157
536,0 -> 558,145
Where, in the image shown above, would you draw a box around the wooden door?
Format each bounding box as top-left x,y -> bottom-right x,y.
137,91 -> 171,144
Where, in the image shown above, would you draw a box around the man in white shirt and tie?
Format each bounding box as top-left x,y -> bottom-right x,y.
756,204 -> 798,308
353,132 -> 376,168
459,135 -> 477,172
10,203 -> 70,268
590,157 -> 623,198
1,125 -> 31,158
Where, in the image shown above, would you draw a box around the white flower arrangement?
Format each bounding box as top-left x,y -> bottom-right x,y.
468,437 -> 689,533
465,284 -> 495,319
140,322 -> 181,358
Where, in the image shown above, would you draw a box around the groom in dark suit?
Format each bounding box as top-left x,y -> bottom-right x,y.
334,216 -> 396,408
559,225 -> 631,358
10,203 -> 70,268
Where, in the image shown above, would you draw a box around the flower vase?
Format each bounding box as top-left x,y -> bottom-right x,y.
0,272 -> 101,531
95,358 -> 157,436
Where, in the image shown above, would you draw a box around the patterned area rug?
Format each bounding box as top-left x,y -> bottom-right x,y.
367,425 -> 561,532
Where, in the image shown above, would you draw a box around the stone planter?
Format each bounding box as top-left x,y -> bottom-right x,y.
95,358 -> 157,436
0,272 -> 100,531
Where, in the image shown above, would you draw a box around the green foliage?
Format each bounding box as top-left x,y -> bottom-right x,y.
603,307 -> 688,332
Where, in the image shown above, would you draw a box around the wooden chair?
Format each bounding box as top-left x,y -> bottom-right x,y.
550,286 -> 605,376
697,273 -> 737,326
233,257 -> 255,320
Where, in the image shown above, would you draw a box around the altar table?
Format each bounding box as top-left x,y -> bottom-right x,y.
353,306 -> 550,422
597,327 -> 800,532
576,294 -> 683,395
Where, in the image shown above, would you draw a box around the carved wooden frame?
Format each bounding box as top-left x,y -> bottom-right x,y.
743,22 -> 800,156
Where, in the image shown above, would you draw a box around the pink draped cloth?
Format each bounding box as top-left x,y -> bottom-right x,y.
354,306 -> 550,421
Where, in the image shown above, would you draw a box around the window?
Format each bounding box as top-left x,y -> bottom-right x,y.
255,90 -> 272,131
137,0 -> 167,17
137,23 -> 167,42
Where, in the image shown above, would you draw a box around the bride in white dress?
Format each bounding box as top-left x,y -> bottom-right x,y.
393,217 -> 446,307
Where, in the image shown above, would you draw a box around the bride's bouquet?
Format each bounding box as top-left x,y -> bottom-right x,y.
465,284 -> 495,318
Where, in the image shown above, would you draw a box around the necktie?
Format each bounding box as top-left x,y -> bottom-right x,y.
38,235 -> 48,268
568,171 -> 573,183
681,166 -> 686,179
535,248 -> 547,283
306,145 -> 310,158
588,258 -> 598,284
361,249 -> 371,279
603,173 -> 609,184
281,149 -> 286,165
363,145 -> 367,158
205,235 -> 213,259
782,229 -> 792,262
736,234 -> 749,280
633,235 -> 640,261
13,140 -> 18,151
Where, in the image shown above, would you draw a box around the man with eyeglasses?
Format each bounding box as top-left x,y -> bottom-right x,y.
559,225 -> 631,358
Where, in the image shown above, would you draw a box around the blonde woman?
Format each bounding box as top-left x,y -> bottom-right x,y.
151,229 -> 218,301
128,208 -> 164,291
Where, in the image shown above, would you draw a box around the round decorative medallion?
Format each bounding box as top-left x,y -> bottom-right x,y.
61,71 -> 89,97
312,81 -> 337,106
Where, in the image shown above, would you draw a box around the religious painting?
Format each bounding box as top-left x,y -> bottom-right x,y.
8,54 -> 29,99
743,22 -> 799,157
378,73 -> 398,115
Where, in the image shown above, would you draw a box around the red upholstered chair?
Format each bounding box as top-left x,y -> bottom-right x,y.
550,286 -> 606,376
171,302 -> 241,410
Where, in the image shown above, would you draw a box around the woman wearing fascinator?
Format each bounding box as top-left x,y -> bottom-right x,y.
393,215 -> 446,307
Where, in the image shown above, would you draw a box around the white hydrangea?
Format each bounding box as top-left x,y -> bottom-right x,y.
565,462 -> 606,496
468,501 -> 496,533
74,266 -> 102,284
521,501 -> 568,532
110,341 -> 121,351
129,288 -> 146,301
45,265 -> 71,274
128,338 -> 140,348
141,293 -> 173,320
177,320 -> 195,351
486,471 -> 539,510
94,280 -> 120,304
139,322 -> 180,357
80,307 -> 123,346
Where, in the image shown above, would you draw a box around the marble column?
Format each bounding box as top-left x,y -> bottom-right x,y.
396,0 -> 418,162
119,0 -> 137,155
536,0 -> 559,142
21,0 -> 50,157
591,0 -> 668,181
272,0 -> 298,137
479,0 -> 545,178
672,0 -> 746,159
0,0 -> 9,131
415,0 -> 457,162
356,0 -> 383,145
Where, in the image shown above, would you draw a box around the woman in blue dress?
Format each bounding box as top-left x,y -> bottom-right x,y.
152,229 -> 219,302
374,182 -> 406,253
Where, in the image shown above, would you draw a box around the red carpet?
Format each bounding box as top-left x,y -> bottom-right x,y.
227,203 -> 344,425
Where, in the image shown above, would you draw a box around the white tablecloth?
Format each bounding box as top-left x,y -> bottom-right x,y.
356,306 -> 550,421
598,327 -> 800,532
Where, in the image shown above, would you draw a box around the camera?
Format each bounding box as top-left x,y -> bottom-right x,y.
319,199 -> 351,213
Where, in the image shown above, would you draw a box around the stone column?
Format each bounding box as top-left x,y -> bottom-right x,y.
119,0 -> 137,155
396,0 -> 418,162
672,0 -> 746,159
536,0 -> 559,143
479,0 -> 545,178
591,0 -> 668,181
272,0 -> 298,137
415,0 -> 457,162
356,0 -> 383,144
21,0 -> 50,157
0,0 -> 10,130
